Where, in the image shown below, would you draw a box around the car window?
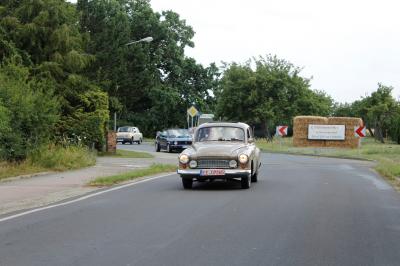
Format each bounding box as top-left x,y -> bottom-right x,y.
118,127 -> 129,132
167,129 -> 189,138
196,127 -> 245,142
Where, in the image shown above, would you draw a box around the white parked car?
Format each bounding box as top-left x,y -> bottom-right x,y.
117,126 -> 143,144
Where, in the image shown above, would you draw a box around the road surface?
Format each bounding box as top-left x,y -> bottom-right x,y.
1,144 -> 400,266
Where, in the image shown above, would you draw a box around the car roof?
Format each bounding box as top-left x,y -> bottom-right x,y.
196,122 -> 249,130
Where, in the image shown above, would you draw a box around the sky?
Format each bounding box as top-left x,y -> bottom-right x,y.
150,0 -> 400,103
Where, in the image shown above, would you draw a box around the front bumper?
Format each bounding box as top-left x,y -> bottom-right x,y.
170,144 -> 190,150
177,169 -> 251,179
117,138 -> 131,142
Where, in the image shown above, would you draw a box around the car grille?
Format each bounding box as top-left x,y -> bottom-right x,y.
197,159 -> 230,169
177,141 -> 192,145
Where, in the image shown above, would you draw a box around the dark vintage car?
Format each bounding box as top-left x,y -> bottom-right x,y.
155,128 -> 193,153
177,122 -> 261,189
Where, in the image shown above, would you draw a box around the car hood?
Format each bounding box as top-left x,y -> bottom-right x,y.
167,137 -> 192,142
188,142 -> 247,158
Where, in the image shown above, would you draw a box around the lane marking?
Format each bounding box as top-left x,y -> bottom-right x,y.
0,172 -> 176,223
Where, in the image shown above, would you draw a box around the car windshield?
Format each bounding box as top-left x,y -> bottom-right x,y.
196,127 -> 245,142
117,127 -> 130,132
168,129 -> 190,138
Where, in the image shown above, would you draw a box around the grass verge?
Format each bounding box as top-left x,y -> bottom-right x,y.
88,163 -> 177,186
98,149 -> 153,158
257,137 -> 400,191
0,145 -> 96,181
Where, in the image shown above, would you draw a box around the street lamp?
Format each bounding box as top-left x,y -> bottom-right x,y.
114,36 -> 153,131
124,36 -> 153,46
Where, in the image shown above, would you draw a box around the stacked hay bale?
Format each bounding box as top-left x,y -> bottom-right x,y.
293,116 -> 363,148
293,116 -> 328,147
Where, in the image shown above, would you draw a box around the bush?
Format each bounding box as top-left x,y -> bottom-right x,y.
28,144 -> 96,171
0,62 -> 59,161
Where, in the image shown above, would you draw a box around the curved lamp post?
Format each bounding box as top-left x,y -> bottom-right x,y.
125,36 -> 153,46
113,36 -> 153,131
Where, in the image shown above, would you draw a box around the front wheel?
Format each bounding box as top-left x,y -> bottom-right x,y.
241,176 -> 251,189
166,144 -> 172,153
138,138 -> 142,144
182,178 -> 193,189
251,171 -> 258,183
130,137 -> 134,145
155,142 -> 160,152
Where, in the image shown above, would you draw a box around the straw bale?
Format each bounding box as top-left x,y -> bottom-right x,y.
293,116 -> 363,149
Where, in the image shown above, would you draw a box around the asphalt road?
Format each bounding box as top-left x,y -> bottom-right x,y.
1,144 -> 400,266
118,141 -> 157,153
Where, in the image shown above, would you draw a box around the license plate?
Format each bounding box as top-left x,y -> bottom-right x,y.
200,169 -> 225,176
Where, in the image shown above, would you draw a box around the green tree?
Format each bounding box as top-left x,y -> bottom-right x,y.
216,55 -> 333,137
0,61 -> 59,161
0,0 -> 109,148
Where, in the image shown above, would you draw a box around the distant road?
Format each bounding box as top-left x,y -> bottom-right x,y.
1,145 -> 400,266
118,141 -> 155,153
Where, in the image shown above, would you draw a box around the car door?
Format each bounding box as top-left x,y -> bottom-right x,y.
132,128 -> 138,141
159,131 -> 168,149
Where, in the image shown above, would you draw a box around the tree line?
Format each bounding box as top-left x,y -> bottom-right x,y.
1,0 -> 399,161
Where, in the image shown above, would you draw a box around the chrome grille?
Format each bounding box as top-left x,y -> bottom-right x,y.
197,159 -> 230,169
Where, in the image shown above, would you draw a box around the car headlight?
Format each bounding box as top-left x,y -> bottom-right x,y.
189,160 -> 197,168
229,160 -> 237,168
179,154 -> 189,164
239,154 -> 248,164
174,141 -> 178,145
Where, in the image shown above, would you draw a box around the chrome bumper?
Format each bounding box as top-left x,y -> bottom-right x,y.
177,169 -> 251,178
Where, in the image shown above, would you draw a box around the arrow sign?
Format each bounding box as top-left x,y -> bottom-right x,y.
354,126 -> 366,138
277,126 -> 288,136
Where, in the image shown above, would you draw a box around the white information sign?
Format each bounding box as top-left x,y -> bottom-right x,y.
308,125 -> 345,140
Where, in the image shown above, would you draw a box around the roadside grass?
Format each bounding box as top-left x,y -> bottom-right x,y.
88,163 -> 176,186
257,137 -> 400,190
0,145 -> 96,181
98,149 -> 153,158
143,137 -> 155,143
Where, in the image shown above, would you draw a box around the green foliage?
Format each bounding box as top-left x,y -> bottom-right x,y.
77,0 -> 216,136
28,144 -> 96,170
0,62 -> 59,161
216,55 -> 333,137
333,84 -> 400,143
1,0 -> 109,150
58,78 -> 109,148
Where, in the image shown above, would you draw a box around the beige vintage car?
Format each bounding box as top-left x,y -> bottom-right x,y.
177,122 -> 261,189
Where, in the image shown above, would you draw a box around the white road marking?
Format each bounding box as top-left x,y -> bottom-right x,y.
0,172 -> 175,223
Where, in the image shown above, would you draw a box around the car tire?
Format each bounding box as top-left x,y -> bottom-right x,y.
241,176 -> 251,189
138,138 -> 142,144
155,142 -> 160,152
182,178 -> 193,189
130,137 -> 134,145
251,171 -> 258,183
167,144 -> 172,153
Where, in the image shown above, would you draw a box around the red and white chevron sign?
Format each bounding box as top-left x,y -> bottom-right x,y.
277,126 -> 288,136
354,126 -> 366,138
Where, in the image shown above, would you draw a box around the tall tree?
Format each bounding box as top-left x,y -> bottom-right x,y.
216,55 -> 333,137
78,0 -> 217,135
0,0 -> 109,148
